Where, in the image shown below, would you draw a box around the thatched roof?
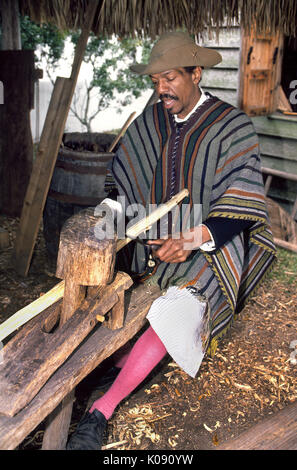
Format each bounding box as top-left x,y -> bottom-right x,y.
18,0 -> 297,38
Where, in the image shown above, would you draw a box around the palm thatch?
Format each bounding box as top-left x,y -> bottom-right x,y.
18,0 -> 297,38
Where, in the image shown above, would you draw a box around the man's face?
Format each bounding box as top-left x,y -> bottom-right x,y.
150,67 -> 202,119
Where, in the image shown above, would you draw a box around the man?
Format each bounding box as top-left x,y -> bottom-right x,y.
67,31 -> 276,450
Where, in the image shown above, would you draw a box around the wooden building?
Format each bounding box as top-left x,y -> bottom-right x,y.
201,25 -> 297,219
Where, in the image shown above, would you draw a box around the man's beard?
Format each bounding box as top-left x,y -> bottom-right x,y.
159,93 -> 179,114
159,93 -> 178,102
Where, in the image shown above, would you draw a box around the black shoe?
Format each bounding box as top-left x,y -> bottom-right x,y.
66,409 -> 107,450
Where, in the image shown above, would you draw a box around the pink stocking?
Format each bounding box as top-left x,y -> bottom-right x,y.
90,326 -> 167,419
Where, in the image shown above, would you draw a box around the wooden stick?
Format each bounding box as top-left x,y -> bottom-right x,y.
102,440 -> 128,450
0,281 -> 65,342
274,237 -> 297,254
262,167 -> 297,182
125,188 -> 189,239
115,190 -> 188,251
0,189 -> 189,341
108,111 -> 136,152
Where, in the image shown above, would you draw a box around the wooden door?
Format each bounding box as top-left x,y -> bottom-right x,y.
238,27 -> 284,116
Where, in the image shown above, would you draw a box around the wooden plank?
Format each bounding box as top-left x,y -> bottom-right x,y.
41,250 -> 87,449
41,392 -> 75,451
199,25 -> 240,107
201,26 -> 241,48
260,155 -> 297,176
12,0 -> 100,276
210,48 -> 240,69
258,134 -> 297,162
0,282 -> 161,450
203,87 -> 237,106
0,272 -> 131,417
12,77 -> 72,276
278,86 -> 293,113
201,68 -> 238,89
218,401 -> 297,450
252,115 -> 297,140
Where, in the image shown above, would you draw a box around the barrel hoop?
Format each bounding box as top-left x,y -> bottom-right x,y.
59,148 -> 114,163
48,190 -> 104,206
55,160 -> 107,175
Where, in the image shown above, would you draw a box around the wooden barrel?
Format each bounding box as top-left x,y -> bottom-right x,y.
48,147 -> 114,206
43,134 -> 116,263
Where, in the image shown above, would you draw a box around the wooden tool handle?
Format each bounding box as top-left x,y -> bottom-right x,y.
116,188 -> 189,251
125,188 -> 189,238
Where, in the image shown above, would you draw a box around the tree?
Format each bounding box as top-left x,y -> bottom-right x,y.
69,32 -> 152,131
19,15 -> 67,80
16,17 -> 153,132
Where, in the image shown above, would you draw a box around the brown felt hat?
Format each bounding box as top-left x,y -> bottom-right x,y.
130,31 -> 222,75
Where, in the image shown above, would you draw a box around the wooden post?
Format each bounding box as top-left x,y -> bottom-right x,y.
0,50 -> 35,216
218,401 -> 297,450
106,291 -> 125,330
42,207 -> 117,449
13,0 -> 100,276
0,0 -> 21,50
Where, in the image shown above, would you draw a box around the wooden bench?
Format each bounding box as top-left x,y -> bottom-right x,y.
0,206 -> 161,449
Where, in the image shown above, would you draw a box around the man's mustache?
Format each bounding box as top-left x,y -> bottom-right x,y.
160,94 -> 178,101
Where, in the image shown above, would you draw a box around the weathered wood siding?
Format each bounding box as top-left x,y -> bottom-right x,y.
201,26 -> 240,106
252,114 -> 297,213
201,27 -> 297,218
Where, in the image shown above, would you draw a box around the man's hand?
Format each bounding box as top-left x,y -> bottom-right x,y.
146,225 -> 211,264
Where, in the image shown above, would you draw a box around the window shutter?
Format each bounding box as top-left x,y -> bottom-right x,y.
238,27 -> 284,116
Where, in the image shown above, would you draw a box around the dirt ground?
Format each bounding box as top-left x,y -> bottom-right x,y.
0,214 -> 296,451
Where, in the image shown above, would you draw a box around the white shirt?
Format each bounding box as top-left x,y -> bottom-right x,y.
174,88 -> 216,252
174,87 -> 208,123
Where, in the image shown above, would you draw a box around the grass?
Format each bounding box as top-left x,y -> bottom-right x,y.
268,247 -> 297,285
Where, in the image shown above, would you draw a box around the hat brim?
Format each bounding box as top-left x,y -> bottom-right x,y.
130,45 -> 222,75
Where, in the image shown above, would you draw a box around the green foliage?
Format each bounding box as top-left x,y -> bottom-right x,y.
20,16 -> 67,69
69,32 -> 153,129
6,15 -> 154,131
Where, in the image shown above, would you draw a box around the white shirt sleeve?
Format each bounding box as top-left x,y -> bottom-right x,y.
199,224 -> 216,252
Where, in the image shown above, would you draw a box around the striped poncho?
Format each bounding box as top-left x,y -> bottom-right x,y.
108,94 -> 276,355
